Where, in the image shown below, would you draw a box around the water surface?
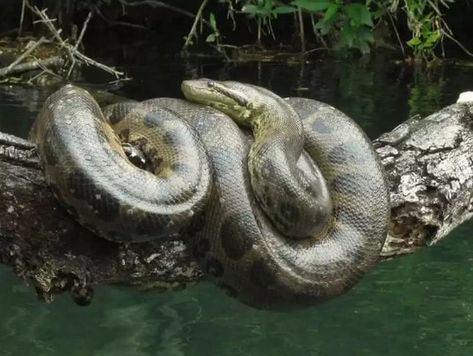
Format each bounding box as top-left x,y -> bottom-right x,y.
1,46 -> 473,355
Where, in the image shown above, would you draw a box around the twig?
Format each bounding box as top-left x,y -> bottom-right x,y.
0,57 -> 64,78
67,11 -> 93,79
74,51 -> 125,77
183,0 -> 210,49
387,12 -> 405,56
31,7 -> 65,45
442,30 -> 473,58
0,37 -> 48,77
297,7 -> 305,53
302,47 -> 329,56
18,0 -> 27,36
309,14 -> 328,48
74,11 -> 93,51
23,2 -> 128,80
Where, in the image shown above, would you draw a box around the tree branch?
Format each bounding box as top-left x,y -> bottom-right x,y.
1,101 -> 473,304
0,56 -> 64,78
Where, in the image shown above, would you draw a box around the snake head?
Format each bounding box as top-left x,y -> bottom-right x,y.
181,79 -> 264,125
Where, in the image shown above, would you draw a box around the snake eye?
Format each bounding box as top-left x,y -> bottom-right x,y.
207,81 -> 216,88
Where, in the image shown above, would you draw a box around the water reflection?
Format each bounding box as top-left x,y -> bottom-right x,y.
3,221 -> 473,356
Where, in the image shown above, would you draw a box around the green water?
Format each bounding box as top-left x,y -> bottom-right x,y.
2,46 -> 473,355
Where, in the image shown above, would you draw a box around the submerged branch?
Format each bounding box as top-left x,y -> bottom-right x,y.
1,100 -> 473,304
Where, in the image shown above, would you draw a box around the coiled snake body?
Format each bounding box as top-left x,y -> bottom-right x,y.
31,80 -> 389,307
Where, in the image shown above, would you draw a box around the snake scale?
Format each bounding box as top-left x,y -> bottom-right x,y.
31,80 -> 389,308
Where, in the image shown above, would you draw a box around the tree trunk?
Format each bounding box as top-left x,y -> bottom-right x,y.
1,101 -> 473,305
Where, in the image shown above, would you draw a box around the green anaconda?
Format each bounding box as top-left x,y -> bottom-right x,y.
30,80 -> 389,307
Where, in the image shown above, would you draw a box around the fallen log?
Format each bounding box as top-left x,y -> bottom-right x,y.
1,99 -> 473,305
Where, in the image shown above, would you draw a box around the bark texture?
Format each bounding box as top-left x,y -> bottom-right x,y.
375,102 -> 473,256
1,101 -> 473,304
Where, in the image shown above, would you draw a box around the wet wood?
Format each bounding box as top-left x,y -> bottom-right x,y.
1,101 -> 473,304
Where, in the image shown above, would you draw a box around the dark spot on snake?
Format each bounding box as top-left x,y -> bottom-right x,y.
279,201 -> 299,223
163,130 -> 178,145
170,162 -> 189,175
143,112 -> 160,128
249,259 -> 276,290
205,257 -> 224,277
220,216 -> 253,260
272,214 -> 291,232
312,119 -> 332,134
327,145 -> 347,165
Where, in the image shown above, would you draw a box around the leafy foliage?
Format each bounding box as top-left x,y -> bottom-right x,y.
15,0 -> 467,60
212,0 -> 461,58
292,0 -> 374,54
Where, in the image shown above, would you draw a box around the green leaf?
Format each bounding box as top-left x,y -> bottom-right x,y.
345,3 -> 373,27
425,31 -> 441,46
264,0 -> 273,11
241,4 -> 259,15
206,33 -> 216,43
323,3 -> 340,23
209,13 -> 217,31
313,4 -> 339,35
407,37 -> 422,47
242,3 -> 272,16
291,0 -> 332,12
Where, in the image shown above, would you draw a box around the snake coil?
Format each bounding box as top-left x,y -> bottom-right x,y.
31,80 -> 389,308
